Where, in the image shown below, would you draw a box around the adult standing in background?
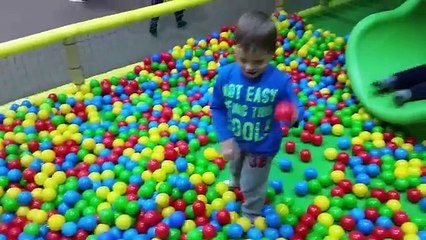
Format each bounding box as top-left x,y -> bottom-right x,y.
149,0 -> 187,37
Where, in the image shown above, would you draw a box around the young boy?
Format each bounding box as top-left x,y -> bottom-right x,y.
210,10 -> 299,221
149,0 -> 187,37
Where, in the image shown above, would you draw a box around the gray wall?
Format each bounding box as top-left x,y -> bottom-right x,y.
0,0 -> 316,105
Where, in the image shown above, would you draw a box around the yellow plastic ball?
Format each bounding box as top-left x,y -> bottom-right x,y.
182,220 -> 196,233
331,124 -> 344,136
254,217 -> 267,230
40,150 -> 55,162
202,172 -> 216,185
115,214 -> 132,230
112,182 -> 127,195
328,225 -> 345,238
352,183 -> 369,198
275,203 -> 289,216
96,186 -> 110,199
32,210 -> 48,224
222,191 -> 236,203
42,188 -> 57,202
215,182 -> 228,195
161,206 -> 175,218
161,160 -> 175,173
203,147 -> 219,160
34,172 -> 49,186
330,170 -> 345,183
94,224 -> 110,234
324,148 -> 338,161
211,198 -> 225,210
236,217 -> 252,232
317,213 -> 334,227
417,184 -> 426,196
41,163 -> 56,176
189,174 -> 203,186
48,214 -> 66,231
403,234 -> 420,240
155,193 -> 170,208
401,222 -> 418,234
313,195 -> 330,211
394,167 -> 409,178
152,169 -> 167,182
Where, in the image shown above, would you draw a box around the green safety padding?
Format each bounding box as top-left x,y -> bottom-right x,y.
346,0 -> 426,126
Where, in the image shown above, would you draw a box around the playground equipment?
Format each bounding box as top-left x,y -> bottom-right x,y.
346,0 -> 426,127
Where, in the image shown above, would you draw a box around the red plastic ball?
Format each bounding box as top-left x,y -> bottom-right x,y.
202,223 -> 217,239
371,226 -> 387,240
155,222 -> 170,239
306,204 -> 322,218
364,208 -> 379,221
340,215 -> 356,231
348,230 -> 365,240
216,209 -> 231,225
192,200 -> 206,216
285,141 -> 296,153
388,226 -> 403,240
406,188 -> 422,203
392,211 -> 409,226
310,134 -> 323,146
299,149 -> 311,162
274,101 -> 294,122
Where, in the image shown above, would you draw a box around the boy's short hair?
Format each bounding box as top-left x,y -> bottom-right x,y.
234,10 -> 277,53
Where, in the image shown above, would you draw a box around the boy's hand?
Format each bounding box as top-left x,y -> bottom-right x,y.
221,138 -> 240,161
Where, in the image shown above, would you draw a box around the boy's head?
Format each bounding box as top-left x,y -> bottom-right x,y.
234,11 -> 277,79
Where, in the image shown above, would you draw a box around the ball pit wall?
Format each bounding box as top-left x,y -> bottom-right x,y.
346,0 -> 426,134
0,0 -> 274,106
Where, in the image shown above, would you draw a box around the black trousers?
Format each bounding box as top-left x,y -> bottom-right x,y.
150,0 -> 184,31
391,64 -> 426,101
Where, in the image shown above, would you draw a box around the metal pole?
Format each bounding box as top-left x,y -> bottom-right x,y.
63,37 -> 84,85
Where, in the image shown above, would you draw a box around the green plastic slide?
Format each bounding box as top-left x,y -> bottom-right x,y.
346,0 -> 426,126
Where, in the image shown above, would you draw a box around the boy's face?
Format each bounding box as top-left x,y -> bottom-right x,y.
235,45 -> 272,79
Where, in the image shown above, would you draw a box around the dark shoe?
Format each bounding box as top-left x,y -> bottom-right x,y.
149,28 -> 157,37
177,20 -> 187,28
371,81 -> 391,94
393,90 -> 412,106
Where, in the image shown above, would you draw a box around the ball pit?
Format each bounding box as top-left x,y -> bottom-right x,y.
0,9 -> 425,240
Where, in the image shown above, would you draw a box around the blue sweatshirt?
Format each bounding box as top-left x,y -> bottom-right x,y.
210,62 -> 299,156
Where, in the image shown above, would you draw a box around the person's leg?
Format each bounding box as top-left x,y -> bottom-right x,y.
373,64 -> 426,92
394,81 -> 426,106
239,153 -> 273,221
225,151 -> 244,190
149,0 -> 163,36
174,10 -> 187,28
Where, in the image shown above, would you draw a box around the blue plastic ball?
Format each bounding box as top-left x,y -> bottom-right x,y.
226,223 -> 243,239
304,167 -> 318,180
279,158 -> 292,172
294,181 -> 309,196
337,137 -> 351,150
279,224 -> 294,238
169,211 -> 186,228
269,180 -> 284,194
419,198 -> 426,212
357,219 -> 374,235
246,228 -> 262,239
265,213 -> 281,228
61,222 -> 78,237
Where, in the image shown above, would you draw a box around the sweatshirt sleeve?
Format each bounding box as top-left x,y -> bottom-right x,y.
210,69 -> 234,142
